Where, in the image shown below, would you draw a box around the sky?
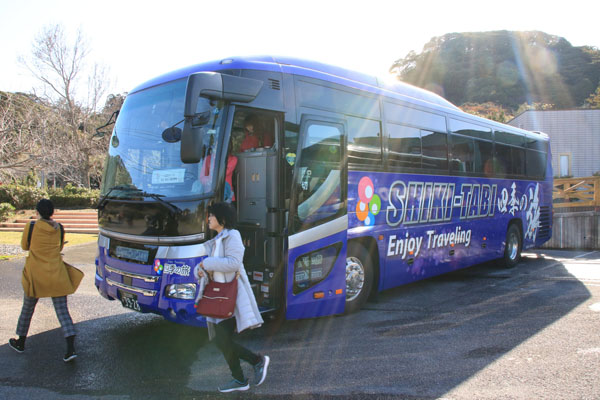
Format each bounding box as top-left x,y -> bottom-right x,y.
1,0 -> 599,101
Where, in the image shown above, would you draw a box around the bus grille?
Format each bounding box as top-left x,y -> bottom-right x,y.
537,206 -> 551,239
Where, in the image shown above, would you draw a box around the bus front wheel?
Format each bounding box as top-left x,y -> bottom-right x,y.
503,224 -> 522,268
345,242 -> 374,314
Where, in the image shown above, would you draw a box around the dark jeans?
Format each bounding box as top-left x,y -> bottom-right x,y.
214,318 -> 260,381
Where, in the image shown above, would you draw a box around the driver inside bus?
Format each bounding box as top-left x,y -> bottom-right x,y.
240,115 -> 260,152
240,115 -> 274,151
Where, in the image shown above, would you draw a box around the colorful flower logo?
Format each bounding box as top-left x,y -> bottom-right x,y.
356,176 -> 380,226
154,259 -> 163,275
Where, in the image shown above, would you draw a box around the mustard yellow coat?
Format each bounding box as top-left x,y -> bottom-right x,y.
20,219 -> 76,298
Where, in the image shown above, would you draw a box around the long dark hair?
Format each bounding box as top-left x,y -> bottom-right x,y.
208,202 -> 237,229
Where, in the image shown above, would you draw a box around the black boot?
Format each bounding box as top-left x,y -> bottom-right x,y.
9,336 -> 26,353
63,335 -> 77,362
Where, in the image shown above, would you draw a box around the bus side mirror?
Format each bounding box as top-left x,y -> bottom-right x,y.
181,72 -> 263,163
181,73 -> 222,163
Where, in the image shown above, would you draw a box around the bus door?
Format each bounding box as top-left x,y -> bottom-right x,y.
286,115 -> 348,319
232,108 -> 284,312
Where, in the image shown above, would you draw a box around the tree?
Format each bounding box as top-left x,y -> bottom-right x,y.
515,102 -> 555,116
460,102 -> 513,123
0,92 -> 37,179
19,24 -> 111,188
0,92 -> 55,182
390,31 -> 600,111
584,85 -> 600,108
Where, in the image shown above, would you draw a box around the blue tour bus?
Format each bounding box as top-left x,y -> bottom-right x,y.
94,56 -> 553,325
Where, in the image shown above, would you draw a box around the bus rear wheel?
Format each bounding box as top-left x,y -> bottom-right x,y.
345,242 -> 374,314
503,224 -> 522,268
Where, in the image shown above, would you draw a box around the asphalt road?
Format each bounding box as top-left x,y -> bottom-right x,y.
1,243 -> 599,399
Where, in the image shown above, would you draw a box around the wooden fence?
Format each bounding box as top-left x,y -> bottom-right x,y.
545,177 -> 600,249
553,177 -> 600,208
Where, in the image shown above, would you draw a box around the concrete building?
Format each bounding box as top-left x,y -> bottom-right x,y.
509,109 -> 600,178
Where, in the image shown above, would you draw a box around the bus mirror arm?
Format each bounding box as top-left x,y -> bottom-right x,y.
221,74 -> 263,103
181,72 -> 264,163
183,72 -> 263,117
93,110 -> 119,139
183,72 -> 222,117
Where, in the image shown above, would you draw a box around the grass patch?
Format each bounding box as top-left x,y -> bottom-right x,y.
0,231 -> 97,246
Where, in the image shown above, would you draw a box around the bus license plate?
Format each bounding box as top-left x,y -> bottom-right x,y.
120,290 -> 141,312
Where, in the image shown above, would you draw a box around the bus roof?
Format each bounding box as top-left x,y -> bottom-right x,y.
130,55 -> 545,141
130,55 -> 460,111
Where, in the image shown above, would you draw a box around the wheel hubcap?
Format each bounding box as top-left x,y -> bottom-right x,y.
507,232 -> 519,261
346,256 -> 365,302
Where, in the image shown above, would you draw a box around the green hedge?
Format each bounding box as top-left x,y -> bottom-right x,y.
47,191 -> 100,208
0,202 -> 15,221
48,184 -> 100,208
0,185 -> 47,209
0,184 -> 100,209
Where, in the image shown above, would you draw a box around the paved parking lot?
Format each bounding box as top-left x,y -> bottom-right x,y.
1,244 -> 599,399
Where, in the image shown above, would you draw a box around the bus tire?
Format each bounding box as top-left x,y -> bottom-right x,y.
503,224 -> 522,268
345,242 -> 374,314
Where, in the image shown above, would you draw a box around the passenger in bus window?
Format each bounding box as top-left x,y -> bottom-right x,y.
224,140 -> 238,202
240,115 -> 261,151
195,202 -> 270,392
192,140 -> 215,193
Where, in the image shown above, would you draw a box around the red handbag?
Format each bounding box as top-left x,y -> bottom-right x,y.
195,272 -> 239,319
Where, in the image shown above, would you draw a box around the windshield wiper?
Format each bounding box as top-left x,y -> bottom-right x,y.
141,192 -> 181,215
96,185 -> 141,210
97,186 -> 181,215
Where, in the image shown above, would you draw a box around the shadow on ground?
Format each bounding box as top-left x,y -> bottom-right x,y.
0,253 -> 591,399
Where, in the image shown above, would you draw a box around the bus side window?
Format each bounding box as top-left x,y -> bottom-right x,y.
292,121 -> 344,232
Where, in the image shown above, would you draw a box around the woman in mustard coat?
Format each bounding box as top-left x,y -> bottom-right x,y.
8,199 -> 80,362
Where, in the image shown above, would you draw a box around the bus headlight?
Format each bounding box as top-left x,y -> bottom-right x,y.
165,284 -> 197,299
95,248 -> 103,278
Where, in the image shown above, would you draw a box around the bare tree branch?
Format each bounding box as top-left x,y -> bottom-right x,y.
15,24 -> 112,188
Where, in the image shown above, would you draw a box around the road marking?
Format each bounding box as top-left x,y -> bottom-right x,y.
577,348 -> 600,355
575,251 -> 600,259
589,303 -> 600,312
543,278 -> 600,287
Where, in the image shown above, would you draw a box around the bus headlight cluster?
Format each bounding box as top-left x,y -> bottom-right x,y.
165,284 -> 197,299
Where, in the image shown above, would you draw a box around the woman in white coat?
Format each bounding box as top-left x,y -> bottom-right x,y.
197,202 -> 270,393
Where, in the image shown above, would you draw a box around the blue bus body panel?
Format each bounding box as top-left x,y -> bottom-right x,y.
285,230 -> 347,320
347,171 -> 552,291
95,248 -> 208,327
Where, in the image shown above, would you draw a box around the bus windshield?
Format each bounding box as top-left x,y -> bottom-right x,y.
101,78 -> 225,199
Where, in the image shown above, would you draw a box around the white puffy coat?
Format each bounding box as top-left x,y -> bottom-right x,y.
199,229 -> 263,334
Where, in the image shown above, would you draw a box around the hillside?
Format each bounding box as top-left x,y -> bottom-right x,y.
390,31 -> 600,111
